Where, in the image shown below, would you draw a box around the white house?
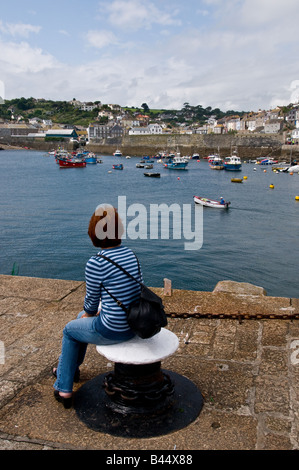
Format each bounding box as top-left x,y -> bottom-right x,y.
264,119 -> 283,134
98,110 -> 114,120
148,124 -> 162,134
129,123 -> 163,135
80,102 -> 100,112
291,129 -> 299,140
226,116 -> 241,132
246,117 -> 257,132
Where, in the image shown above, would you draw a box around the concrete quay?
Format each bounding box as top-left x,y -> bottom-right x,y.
0,274 -> 298,451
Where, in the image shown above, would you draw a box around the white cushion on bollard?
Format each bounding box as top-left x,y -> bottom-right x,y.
96,328 -> 179,365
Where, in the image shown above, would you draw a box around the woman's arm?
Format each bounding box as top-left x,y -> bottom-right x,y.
83,258 -> 102,316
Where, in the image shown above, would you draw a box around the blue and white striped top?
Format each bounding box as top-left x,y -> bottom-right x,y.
84,246 -> 142,340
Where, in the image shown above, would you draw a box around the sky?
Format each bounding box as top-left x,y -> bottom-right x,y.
0,0 -> 299,112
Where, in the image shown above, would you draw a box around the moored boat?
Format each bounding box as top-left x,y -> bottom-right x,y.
287,164 -> 299,173
113,149 -> 122,157
208,154 -> 217,163
84,153 -> 97,164
144,172 -> 160,178
164,151 -> 188,170
194,196 -> 230,209
55,149 -> 71,163
260,158 -> 278,165
224,149 -> 242,171
112,163 -> 123,170
209,154 -> 224,170
58,159 -> 86,168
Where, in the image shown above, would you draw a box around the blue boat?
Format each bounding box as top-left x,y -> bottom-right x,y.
112,164 -> 123,170
223,150 -> 242,171
84,152 -> 97,164
164,152 -> 188,170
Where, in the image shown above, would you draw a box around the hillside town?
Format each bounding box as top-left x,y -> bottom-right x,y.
0,98 -> 298,145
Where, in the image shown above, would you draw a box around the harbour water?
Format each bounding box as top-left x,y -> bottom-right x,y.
0,149 -> 298,298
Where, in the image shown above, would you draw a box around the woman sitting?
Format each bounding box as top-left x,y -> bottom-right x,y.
53,204 -> 141,408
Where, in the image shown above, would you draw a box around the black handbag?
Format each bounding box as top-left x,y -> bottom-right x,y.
96,254 -> 167,339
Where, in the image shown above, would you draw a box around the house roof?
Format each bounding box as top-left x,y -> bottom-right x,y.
46,129 -> 77,135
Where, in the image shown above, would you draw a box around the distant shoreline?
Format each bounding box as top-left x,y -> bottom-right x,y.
0,144 -> 29,151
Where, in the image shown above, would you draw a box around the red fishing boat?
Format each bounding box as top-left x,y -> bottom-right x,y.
58,159 -> 86,168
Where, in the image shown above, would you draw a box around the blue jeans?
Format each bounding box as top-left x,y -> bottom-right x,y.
54,311 -> 126,393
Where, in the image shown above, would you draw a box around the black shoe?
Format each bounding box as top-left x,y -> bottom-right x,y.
54,390 -> 73,409
52,368 -> 80,383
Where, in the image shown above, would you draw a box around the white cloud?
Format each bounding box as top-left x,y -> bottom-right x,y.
59,30 -> 70,37
0,0 -> 298,113
290,81 -> 299,104
98,0 -> 181,31
0,40 -> 58,74
0,21 -> 41,37
218,0 -> 298,38
196,9 -> 209,16
0,80 -> 4,103
238,0 -> 298,27
86,30 -> 118,49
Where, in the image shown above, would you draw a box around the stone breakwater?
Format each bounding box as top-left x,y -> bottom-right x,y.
0,275 -> 298,450
2,133 -> 295,160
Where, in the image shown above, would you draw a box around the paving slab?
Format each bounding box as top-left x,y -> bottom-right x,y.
0,275 -> 298,451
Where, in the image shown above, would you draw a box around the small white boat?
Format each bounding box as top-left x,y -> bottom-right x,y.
113,149 -> 122,157
287,165 -> 299,173
194,196 -> 230,209
260,158 -> 278,165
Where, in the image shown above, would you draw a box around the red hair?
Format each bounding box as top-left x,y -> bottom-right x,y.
88,205 -> 124,248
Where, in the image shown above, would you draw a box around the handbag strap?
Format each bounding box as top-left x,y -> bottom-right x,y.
100,283 -> 128,312
94,253 -> 142,313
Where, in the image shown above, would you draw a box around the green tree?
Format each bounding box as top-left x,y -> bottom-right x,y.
141,103 -> 149,113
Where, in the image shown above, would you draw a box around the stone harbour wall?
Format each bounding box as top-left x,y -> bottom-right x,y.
87,133 -> 285,159
0,275 -> 299,450
1,133 -> 288,160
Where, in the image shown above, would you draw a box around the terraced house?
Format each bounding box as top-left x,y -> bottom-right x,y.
88,123 -> 123,141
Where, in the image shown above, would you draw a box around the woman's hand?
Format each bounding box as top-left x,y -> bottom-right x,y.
81,312 -> 93,318
81,311 -> 100,318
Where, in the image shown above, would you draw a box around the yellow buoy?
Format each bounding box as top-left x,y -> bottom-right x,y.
269,184 -> 274,189
231,178 -> 243,183
295,196 -> 299,201
243,176 -> 248,180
